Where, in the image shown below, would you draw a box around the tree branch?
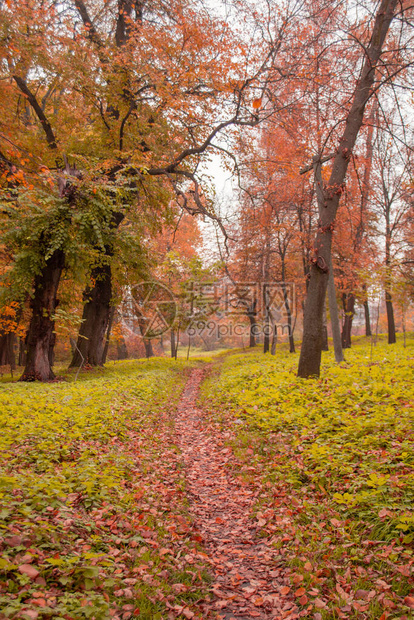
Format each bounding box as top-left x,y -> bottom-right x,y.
13,76 -> 57,150
300,152 -> 335,175
74,0 -> 104,48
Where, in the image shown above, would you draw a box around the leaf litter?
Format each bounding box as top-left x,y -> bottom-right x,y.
175,368 -> 297,619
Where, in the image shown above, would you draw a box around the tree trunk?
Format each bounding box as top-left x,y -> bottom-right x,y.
263,316 -> 270,353
102,305 -> 115,365
362,284 -> 372,336
271,326 -> 277,355
247,300 -> 257,347
144,339 -> 154,358
327,259 -> 344,363
248,313 -> 256,347
263,284 -> 270,354
117,337 -> 128,359
0,332 -> 16,370
298,0 -> 397,378
70,263 -> 113,367
322,304 -> 329,351
19,337 -> 27,366
364,300 -> 372,337
170,329 -> 176,358
281,281 -> 295,353
385,291 -> 396,344
20,249 -> 65,381
341,293 -> 355,349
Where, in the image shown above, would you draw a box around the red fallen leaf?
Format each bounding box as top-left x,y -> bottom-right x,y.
215,600 -> 228,609
379,508 -> 391,518
292,574 -> 304,584
18,564 -> 39,579
295,587 -> 306,597
182,609 -> 194,619
298,594 -> 308,605
304,561 -> 312,571
252,596 -> 264,607
383,598 -> 395,609
314,598 -> 326,608
330,518 -> 341,528
32,598 -> 47,607
159,547 -> 172,556
34,577 -> 46,586
21,611 -> 38,620
404,596 -> 414,609
314,614 -> 322,620
280,586 -> 291,595
133,609 -> 140,616
4,535 -> 23,547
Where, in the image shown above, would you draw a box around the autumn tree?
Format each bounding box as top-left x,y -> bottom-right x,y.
297,0 -> 413,377
370,120 -> 413,343
0,0 -> 293,379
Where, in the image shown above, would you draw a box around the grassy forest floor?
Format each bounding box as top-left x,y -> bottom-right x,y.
0,337 -> 413,619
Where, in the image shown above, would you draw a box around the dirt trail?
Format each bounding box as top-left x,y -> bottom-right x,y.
175,368 -> 298,620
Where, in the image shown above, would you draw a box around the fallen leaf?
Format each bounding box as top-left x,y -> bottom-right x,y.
18,564 -> 39,579
404,596 -> 414,609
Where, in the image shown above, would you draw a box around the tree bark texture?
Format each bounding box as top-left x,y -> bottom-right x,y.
70,263 -> 113,368
385,292 -> 396,344
20,249 -> 65,381
0,332 -> 17,369
298,0 -> 397,377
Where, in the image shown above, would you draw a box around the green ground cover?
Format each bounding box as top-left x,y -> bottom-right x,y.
0,359 -> 209,620
202,337 -> 414,619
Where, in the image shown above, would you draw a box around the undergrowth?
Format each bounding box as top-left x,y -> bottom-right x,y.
201,336 -> 414,620
0,358 -> 210,620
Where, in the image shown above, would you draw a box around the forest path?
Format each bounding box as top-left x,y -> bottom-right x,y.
175,368 -> 298,620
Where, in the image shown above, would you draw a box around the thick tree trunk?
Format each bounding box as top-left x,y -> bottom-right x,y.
70,263 -> 113,367
298,0 -> 397,378
20,249 -> 65,381
0,332 -> 16,369
327,260 -> 344,363
385,291 -> 396,344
